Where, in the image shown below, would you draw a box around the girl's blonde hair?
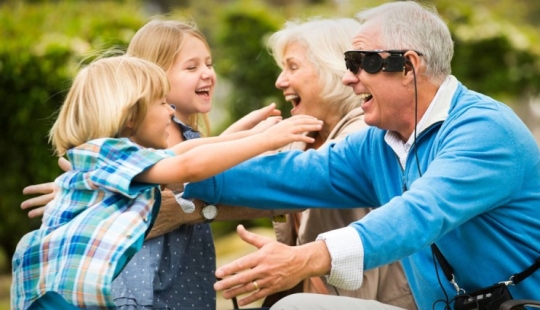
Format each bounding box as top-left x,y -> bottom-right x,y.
49,56 -> 169,155
126,18 -> 211,136
267,17 -> 361,119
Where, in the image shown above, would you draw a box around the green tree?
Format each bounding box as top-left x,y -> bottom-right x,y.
438,1 -> 540,101
204,3 -> 287,235
213,3 -> 285,133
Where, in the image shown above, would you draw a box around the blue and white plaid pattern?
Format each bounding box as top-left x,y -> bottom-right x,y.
11,138 -> 173,309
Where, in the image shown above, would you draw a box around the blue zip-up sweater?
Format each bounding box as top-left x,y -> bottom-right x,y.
185,81 -> 540,309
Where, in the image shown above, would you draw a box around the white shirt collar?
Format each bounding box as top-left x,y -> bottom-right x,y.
385,75 -> 458,168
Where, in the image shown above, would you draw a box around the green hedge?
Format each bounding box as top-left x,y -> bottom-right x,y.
0,1 -> 145,272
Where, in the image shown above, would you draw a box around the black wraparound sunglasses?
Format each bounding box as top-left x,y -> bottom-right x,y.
344,50 -> 423,74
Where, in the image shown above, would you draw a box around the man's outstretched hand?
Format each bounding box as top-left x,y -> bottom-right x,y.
213,225 -> 331,307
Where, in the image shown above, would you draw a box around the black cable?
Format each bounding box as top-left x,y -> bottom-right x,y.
432,246 -> 451,309
217,277 -> 239,309
232,296 -> 239,310
410,61 -> 422,178
409,60 -> 451,309
410,58 -> 482,310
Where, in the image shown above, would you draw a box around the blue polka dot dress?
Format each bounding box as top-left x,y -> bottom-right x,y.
111,120 -> 216,309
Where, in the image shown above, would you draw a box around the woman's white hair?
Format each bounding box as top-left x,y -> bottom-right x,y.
267,17 -> 362,118
355,1 -> 453,84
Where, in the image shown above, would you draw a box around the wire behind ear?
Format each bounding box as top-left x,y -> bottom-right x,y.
403,58 -> 414,76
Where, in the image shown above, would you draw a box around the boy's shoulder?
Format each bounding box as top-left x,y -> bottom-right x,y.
80,137 -> 141,152
67,138 -> 142,169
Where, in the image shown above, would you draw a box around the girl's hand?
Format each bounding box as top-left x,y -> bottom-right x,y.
262,115 -> 322,149
221,103 -> 282,135
250,116 -> 283,134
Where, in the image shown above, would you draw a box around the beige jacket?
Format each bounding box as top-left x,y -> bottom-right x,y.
274,107 -> 417,309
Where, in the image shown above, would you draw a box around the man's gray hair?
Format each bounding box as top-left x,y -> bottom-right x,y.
355,1 -> 453,84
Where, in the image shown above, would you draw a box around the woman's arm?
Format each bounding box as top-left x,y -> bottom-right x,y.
20,157 -> 72,218
146,192 -> 303,240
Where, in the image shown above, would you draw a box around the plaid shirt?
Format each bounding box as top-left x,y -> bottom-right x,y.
11,138 -> 173,309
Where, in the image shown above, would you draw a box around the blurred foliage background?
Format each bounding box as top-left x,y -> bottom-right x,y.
1,0 -> 540,306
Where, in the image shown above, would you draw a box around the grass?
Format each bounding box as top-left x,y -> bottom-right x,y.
0,274 -> 10,310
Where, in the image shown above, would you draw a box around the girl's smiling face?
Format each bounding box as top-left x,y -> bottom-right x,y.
166,35 -> 216,123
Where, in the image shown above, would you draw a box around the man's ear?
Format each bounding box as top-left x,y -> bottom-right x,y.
402,52 -> 423,82
403,58 -> 413,76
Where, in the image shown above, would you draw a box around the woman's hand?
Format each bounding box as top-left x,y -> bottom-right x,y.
20,157 -> 71,218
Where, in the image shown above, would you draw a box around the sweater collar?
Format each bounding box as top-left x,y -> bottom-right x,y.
386,75 -> 458,144
384,75 -> 459,167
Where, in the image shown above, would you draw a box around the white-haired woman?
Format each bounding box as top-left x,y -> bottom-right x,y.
263,17 -> 416,309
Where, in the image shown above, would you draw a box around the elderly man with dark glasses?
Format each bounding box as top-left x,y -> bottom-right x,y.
185,1 -> 540,309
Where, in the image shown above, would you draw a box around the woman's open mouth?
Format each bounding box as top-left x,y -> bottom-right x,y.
285,94 -> 301,114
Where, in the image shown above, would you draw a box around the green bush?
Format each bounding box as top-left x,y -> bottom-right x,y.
0,1 -> 145,269
439,1 -> 540,101
213,2 -> 285,133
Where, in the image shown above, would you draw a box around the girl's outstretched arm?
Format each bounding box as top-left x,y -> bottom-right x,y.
220,103 -> 281,135
135,115 -> 322,184
168,116 -> 282,156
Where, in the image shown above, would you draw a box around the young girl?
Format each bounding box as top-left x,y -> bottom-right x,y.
11,56 -> 321,309
113,19 -> 281,309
